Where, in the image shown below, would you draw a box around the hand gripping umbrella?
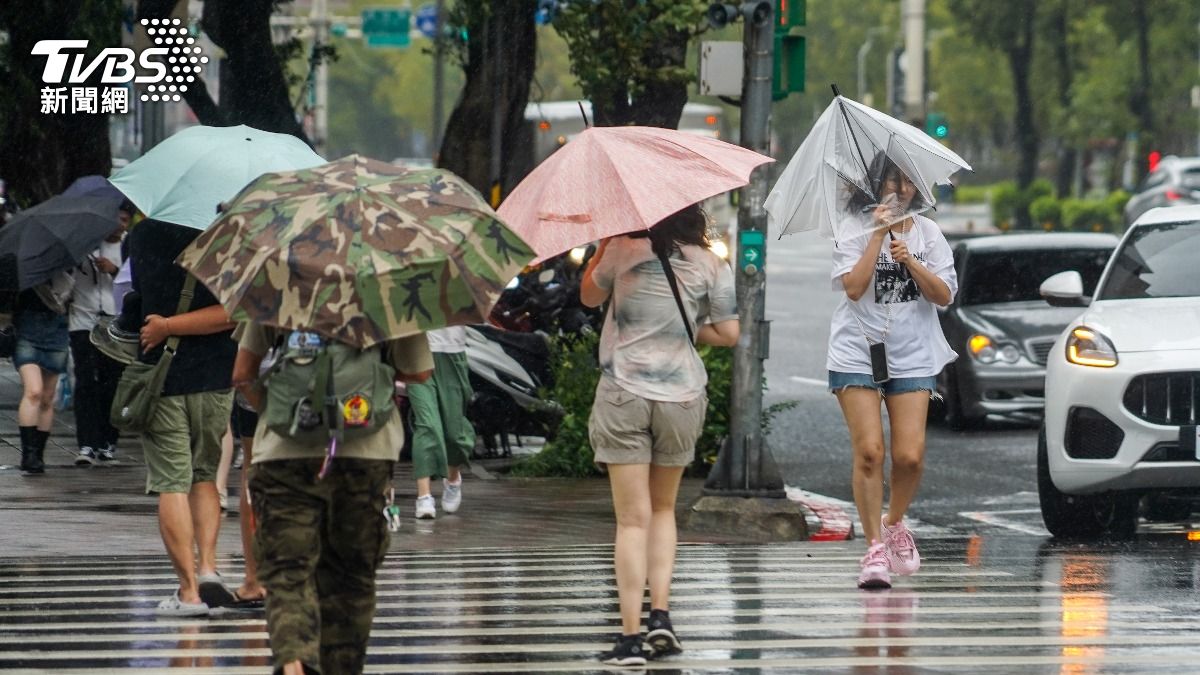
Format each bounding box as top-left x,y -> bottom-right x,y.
765,85 -> 972,243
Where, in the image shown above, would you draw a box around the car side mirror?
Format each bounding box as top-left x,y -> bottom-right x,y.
1040,270 -> 1087,308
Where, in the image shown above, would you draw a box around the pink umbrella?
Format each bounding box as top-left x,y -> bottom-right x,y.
498,126 -> 773,262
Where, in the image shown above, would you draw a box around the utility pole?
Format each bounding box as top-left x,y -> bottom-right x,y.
311,0 -> 330,156
702,1 -> 785,500
488,13 -> 503,207
902,0 -> 926,125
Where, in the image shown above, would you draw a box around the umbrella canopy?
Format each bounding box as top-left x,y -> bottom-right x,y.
0,195 -> 122,291
177,155 -> 537,348
765,93 -> 972,242
109,124 -> 325,230
62,175 -> 124,202
498,125 -> 773,262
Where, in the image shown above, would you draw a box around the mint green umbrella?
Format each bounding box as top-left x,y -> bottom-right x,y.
110,124 -> 325,230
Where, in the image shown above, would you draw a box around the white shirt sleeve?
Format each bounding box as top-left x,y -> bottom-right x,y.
830,231 -> 869,291
921,225 -> 958,304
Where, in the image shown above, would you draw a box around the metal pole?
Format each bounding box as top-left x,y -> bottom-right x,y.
704,1 -> 784,497
856,27 -> 884,103
488,13 -> 503,207
432,0 -> 446,155
312,0 -> 329,156
902,0 -> 925,124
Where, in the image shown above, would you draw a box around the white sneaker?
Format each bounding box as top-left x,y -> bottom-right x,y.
74,447 -> 97,466
415,494 -> 436,519
442,478 -> 462,514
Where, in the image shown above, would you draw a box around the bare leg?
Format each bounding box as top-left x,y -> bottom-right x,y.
416,476 -> 431,497
647,465 -> 685,611
447,465 -> 462,483
159,492 -> 200,603
215,425 -> 233,502
36,370 -> 58,431
189,481 -> 222,576
836,388 -> 887,545
237,438 -> 264,599
882,392 -> 929,524
607,463 -> 651,635
16,364 -> 44,427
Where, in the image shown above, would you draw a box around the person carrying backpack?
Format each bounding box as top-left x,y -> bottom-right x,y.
233,325 -> 432,675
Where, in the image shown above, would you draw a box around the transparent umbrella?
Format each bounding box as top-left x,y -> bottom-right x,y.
766,87 -> 972,243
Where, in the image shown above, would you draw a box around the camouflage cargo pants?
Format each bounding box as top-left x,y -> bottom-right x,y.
249,458 -> 393,675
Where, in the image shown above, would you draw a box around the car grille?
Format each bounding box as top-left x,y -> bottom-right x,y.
1026,338 -> 1056,366
1123,372 -> 1200,426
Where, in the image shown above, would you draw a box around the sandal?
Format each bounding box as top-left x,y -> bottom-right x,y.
197,572 -> 237,608
227,590 -> 266,610
156,591 -> 209,617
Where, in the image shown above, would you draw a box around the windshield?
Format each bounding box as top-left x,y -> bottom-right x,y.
1099,220 -> 1200,300
960,248 -> 1112,306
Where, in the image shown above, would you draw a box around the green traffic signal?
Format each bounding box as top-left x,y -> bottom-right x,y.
925,112 -> 949,139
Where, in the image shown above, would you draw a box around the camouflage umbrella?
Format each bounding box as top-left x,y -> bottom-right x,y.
176,155 -> 537,348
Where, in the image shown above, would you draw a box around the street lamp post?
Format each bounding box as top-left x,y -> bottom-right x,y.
856,27 -> 886,105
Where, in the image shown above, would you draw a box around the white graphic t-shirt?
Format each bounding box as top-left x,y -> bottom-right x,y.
826,214 -> 958,378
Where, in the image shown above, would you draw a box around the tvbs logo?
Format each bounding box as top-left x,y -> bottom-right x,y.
34,18 -> 208,112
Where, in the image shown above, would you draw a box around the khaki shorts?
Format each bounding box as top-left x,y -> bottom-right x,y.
588,377 -> 706,467
142,389 -> 234,494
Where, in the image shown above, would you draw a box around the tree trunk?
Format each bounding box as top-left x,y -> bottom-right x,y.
438,1 -> 537,201
1051,0 -> 1076,197
139,0 -> 308,141
1128,0 -> 1154,183
0,0 -> 119,206
1008,5 -> 1039,228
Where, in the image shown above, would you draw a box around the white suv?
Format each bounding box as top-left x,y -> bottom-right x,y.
1037,205 -> 1200,538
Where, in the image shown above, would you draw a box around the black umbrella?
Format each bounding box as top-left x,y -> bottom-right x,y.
0,195 -> 121,291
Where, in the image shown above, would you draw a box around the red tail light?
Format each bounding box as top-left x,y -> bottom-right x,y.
1166,189 -> 1183,201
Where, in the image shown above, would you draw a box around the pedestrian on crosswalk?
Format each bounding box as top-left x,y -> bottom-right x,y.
826,158 -> 958,589
234,324 -> 433,675
580,205 -> 740,666
11,273 -> 73,475
409,326 -> 474,520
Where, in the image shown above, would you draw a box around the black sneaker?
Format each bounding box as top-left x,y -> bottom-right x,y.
96,445 -> 117,462
74,447 -> 97,466
599,634 -> 648,667
645,609 -> 683,656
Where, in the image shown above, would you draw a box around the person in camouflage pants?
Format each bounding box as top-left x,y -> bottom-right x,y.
235,324 -> 433,675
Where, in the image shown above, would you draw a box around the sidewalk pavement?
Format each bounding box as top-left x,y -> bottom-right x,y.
0,359 -> 814,559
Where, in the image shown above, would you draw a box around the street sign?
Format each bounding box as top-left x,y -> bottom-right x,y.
740,230 -> 765,275
415,3 -> 438,39
362,7 -> 412,48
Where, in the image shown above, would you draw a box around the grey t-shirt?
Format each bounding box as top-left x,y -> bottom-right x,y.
592,236 -> 737,402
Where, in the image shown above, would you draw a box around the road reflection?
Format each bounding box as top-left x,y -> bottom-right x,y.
853,589 -> 918,674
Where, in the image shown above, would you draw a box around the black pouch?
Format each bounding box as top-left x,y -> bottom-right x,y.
870,341 -> 890,384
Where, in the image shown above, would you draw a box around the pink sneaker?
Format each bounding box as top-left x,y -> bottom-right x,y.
881,515 -> 921,576
858,540 -> 892,589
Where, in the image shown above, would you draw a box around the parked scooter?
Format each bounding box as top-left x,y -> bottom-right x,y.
463,248 -> 603,456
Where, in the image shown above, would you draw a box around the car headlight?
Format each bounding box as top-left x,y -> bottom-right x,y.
1066,326 -> 1118,368
568,247 -> 587,265
968,334 -> 997,363
999,344 -> 1020,364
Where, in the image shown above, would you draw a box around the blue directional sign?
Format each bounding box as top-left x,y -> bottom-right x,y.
415,3 -> 438,39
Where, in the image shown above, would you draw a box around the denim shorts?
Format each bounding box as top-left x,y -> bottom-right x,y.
828,371 -> 937,396
13,340 -> 69,374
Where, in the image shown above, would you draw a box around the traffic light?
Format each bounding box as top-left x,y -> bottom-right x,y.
776,0 -> 805,30
1148,150 -> 1162,173
925,112 -> 949,139
771,0 -> 805,100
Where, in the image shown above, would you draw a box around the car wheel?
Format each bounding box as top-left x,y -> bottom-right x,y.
1037,426 -> 1138,540
943,366 -> 983,431
1142,494 -> 1194,523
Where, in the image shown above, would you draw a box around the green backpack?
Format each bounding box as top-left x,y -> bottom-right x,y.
262,331 -> 397,445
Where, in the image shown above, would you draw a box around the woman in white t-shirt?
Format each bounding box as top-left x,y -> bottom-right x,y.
580,204 -> 739,666
828,155 -> 958,590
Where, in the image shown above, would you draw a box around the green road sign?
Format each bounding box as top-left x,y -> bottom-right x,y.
362,7 -> 411,48
740,230 -> 765,274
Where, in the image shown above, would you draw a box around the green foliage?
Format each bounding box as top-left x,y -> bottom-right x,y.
1060,198 -> 1113,232
1029,195 -> 1061,228
552,0 -> 706,111
991,179 -> 1055,229
953,184 -> 992,204
1105,190 -> 1131,223
510,332 -> 604,478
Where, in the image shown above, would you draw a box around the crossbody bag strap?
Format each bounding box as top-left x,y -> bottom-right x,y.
656,248 -> 696,346
162,274 -> 198,356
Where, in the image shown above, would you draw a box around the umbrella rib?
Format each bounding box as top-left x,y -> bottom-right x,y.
835,97 -> 875,201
